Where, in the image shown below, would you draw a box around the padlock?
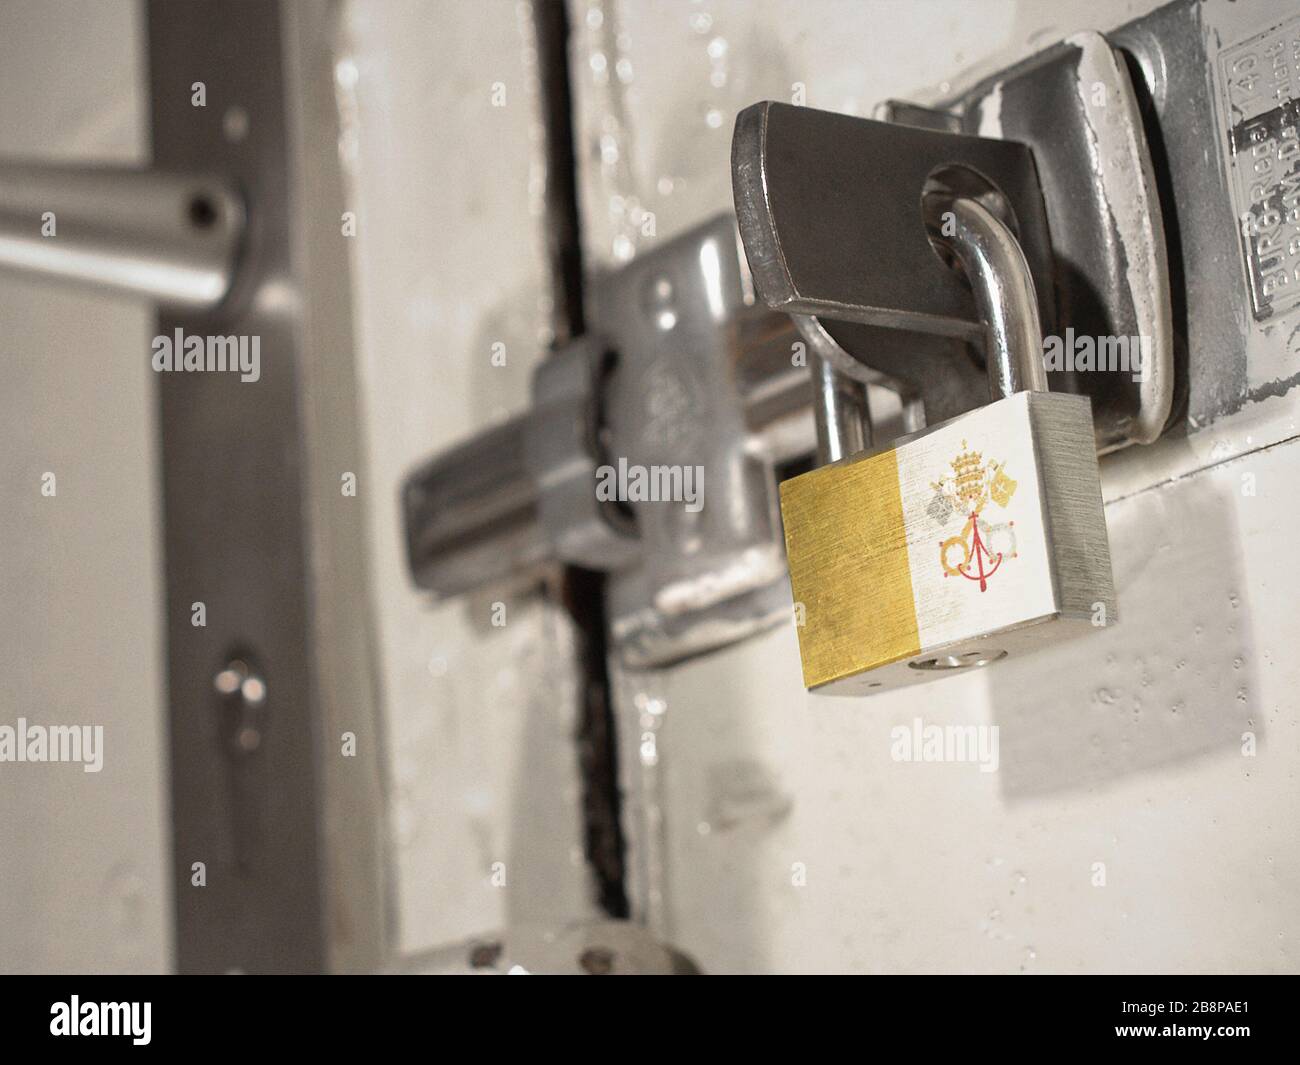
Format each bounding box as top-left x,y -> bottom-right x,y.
780,197 -> 1116,695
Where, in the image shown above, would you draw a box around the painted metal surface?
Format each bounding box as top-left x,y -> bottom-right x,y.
578,0 -> 1300,971
616,435 -> 1298,972
337,0 -> 597,958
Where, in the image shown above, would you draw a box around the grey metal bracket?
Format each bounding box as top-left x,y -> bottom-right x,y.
915,28 -> 1174,452
731,101 -> 1058,341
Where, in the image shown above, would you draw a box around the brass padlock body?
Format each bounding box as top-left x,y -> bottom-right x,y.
781,390 -> 1115,695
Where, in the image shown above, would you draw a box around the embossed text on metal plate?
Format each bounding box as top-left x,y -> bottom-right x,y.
1220,14 -> 1300,323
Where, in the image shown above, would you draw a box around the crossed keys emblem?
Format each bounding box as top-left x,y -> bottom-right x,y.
929,440 -> 1019,593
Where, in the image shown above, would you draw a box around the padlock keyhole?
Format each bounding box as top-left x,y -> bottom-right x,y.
908,649 -> 1008,672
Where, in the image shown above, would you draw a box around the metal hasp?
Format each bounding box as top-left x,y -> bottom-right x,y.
732,102 -> 1057,340
732,28 -> 1176,454
0,162 -> 244,310
404,214 -> 813,667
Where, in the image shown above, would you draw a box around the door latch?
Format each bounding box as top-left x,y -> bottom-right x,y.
405,21 -> 1182,678
404,216 -> 810,667
732,29 -> 1175,454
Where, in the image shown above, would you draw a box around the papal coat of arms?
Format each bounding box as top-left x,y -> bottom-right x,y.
929,440 -> 1019,592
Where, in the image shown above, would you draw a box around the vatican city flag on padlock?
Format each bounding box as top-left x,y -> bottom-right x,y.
780,390 -> 1115,696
